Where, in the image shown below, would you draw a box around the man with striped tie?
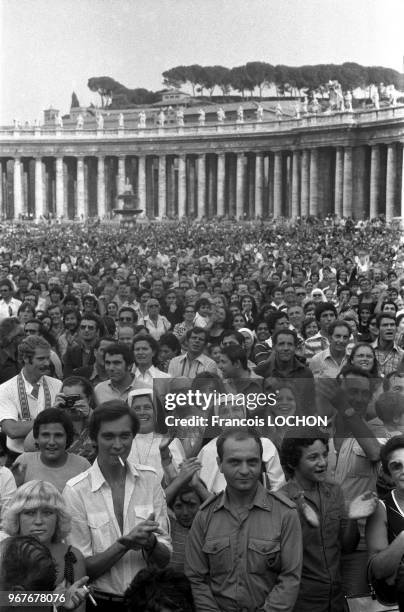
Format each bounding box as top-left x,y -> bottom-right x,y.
0,336 -> 62,463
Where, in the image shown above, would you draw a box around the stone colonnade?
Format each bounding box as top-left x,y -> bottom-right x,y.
1,143 -> 403,220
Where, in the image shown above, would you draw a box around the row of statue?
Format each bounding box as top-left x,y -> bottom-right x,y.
12,83 -> 400,132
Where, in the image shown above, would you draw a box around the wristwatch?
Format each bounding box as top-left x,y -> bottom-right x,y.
343,407 -> 356,418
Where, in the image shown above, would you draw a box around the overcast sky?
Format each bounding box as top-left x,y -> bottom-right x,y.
1,0 -> 403,124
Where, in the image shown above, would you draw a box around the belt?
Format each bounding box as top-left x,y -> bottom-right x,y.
93,591 -> 124,603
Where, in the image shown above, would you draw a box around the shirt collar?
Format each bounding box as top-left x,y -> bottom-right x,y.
134,366 -> 155,377
90,457 -> 139,492
21,370 -> 43,392
107,377 -> 135,392
372,339 -> 400,352
215,482 -> 272,512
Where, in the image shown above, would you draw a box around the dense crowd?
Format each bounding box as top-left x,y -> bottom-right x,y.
1,216 -> 404,611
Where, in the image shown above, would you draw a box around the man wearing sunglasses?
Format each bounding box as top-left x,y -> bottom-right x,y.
63,314 -> 102,377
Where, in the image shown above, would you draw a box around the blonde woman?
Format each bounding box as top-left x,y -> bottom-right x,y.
0,480 -> 87,610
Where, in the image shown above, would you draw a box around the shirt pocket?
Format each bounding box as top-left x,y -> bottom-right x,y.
134,505 -> 154,520
88,512 -> 110,552
324,508 -> 340,540
248,538 -> 281,574
202,536 -> 231,575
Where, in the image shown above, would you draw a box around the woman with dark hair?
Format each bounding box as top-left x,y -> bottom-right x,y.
208,306 -> 233,344
240,294 -> 258,329
62,293 -> 80,310
281,428 -> 377,612
17,302 -> 36,325
157,332 -> 181,373
105,300 -> 119,321
348,342 -> 380,378
132,334 -> 169,381
173,304 -> 196,343
366,436 -> 404,611
0,536 -> 90,612
268,382 -> 300,450
301,317 -> 319,340
336,269 -> 349,287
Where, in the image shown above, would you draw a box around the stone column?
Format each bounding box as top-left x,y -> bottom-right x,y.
0,161 -> 3,219
76,157 -> 85,219
55,157 -> 65,219
35,157 -> 45,220
137,156 -> 146,212
236,153 -> 245,220
273,151 -> 282,217
255,152 -> 264,218
178,155 -> 186,218
334,147 -> 344,217
188,158 -> 196,217
117,155 -> 126,195
386,143 -> 396,222
13,157 -> 23,219
300,150 -> 309,216
197,154 -> 206,218
401,145 -> 404,218
309,148 -> 319,216
369,145 -> 380,219
157,156 -> 166,218
342,147 -> 353,218
217,153 -> 226,217
97,156 -> 106,218
290,151 -> 300,218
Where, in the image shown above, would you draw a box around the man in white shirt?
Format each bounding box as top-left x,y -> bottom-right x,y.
63,400 -> 171,610
0,336 -> 62,459
0,279 -> 21,322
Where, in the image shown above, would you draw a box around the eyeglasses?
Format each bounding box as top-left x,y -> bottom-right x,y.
388,461 -> 404,473
80,325 -> 96,330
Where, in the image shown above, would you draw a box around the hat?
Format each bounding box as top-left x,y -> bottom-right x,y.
238,327 -> 255,341
127,388 -> 153,403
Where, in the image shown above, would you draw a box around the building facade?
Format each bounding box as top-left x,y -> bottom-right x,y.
1,106 -> 404,220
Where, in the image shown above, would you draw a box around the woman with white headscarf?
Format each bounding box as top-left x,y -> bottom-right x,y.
127,388 -> 185,485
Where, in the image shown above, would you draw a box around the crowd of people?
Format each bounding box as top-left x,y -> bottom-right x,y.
0,216 -> 404,611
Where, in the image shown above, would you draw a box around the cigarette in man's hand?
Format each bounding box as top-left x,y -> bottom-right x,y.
83,586 -> 97,607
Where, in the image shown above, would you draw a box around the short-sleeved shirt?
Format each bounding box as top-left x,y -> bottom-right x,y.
15,451 -> 91,492
63,458 -> 172,596
0,373 -> 62,454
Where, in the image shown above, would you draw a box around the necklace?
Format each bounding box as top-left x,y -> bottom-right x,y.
134,433 -> 155,465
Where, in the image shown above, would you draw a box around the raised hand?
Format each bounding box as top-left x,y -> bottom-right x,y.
348,491 -> 378,520
10,461 -> 27,487
296,491 -> 320,527
117,513 -> 163,550
178,458 -> 202,483
159,433 -> 175,452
